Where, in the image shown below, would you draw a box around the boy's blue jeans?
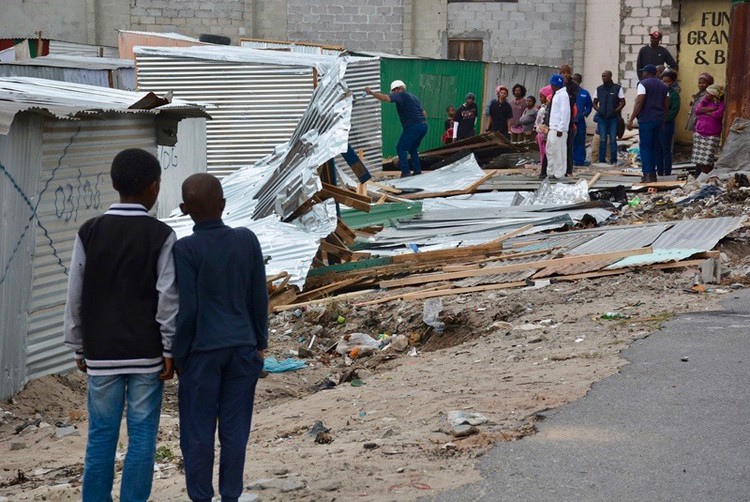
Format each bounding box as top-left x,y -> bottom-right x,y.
396,122 -> 428,176
179,346 -> 264,502
83,372 -> 163,502
597,117 -> 619,164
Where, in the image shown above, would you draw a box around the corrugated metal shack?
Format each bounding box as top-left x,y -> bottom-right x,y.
239,39 -> 556,164
0,54 -> 136,90
134,46 -> 382,178
0,77 -> 209,399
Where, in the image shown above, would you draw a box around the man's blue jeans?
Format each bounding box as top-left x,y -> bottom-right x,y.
573,118 -> 587,165
83,372 -> 163,502
638,120 -> 662,176
179,346 -> 264,502
655,120 -> 675,175
396,122 -> 428,176
597,117 -> 619,164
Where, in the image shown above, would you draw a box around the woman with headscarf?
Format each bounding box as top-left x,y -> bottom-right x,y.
686,72 -> 713,133
692,83 -> 725,176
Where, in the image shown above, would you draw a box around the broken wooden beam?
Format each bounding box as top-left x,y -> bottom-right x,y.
378,247 -> 654,289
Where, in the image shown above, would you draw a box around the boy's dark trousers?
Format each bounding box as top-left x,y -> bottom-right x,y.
178,346 -> 264,502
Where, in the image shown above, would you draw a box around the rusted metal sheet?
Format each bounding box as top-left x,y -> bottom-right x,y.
117,30 -> 210,60
724,1 -> 750,138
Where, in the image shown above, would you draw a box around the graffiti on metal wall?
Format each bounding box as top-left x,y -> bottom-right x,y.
53,170 -> 104,222
0,126 -> 82,285
158,145 -> 178,171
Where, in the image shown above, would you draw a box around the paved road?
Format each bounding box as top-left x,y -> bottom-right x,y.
429,291 -> 750,502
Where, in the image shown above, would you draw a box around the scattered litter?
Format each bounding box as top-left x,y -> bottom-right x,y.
447,411 -> 488,427
390,334 -> 409,352
407,347 -> 418,357
681,357 -> 689,362
600,312 -> 630,320
263,357 -> 306,373
336,332 -> 381,356
423,298 -> 445,334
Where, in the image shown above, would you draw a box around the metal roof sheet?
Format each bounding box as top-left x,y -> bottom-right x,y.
380,154 -> 485,192
0,76 -> 209,135
3,54 -> 134,70
609,216 -> 745,268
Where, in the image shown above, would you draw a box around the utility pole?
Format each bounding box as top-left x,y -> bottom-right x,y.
724,0 -> 750,137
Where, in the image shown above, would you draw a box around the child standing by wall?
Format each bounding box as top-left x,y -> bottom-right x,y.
64,148 -> 178,502
173,173 -> 268,502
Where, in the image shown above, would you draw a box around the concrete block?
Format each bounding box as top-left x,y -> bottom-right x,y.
624,0 -> 642,7
631,7 -> 648,16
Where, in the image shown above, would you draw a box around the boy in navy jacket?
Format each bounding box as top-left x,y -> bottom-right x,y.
172,173 -> 268,502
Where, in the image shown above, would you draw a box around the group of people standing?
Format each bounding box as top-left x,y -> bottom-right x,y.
368,29 -> 725,181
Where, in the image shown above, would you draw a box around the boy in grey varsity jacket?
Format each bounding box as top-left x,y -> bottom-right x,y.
64,148 -> 178,502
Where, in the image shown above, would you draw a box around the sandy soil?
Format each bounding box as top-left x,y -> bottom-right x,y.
0,266 -> 732,501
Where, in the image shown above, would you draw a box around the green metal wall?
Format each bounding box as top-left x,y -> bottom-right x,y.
379,58 -> 486,159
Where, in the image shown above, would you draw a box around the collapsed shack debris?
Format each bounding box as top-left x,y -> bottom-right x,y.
382,132 -> 525,171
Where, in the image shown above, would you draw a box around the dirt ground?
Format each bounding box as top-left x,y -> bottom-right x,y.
3,166 -> 750,501
0,265 -> 736,501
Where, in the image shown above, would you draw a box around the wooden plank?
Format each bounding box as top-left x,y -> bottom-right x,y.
321,182 -> 372,203
294,277 -> 362,303
268,288 -> 298,313
588,173 -> 602,188
272,288 -> 376,312
335,219 -> 357,245
355,281 -> 530,306
319,239 -> 353,261
631,180 -> 687,189
368,181 -> 403,194
320,188 -> 371,212
379,247 -> 654,289
549,259 -> 711,282
464,170 -> 499,192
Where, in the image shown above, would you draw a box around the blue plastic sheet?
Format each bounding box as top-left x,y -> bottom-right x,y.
263,356 -> 306,373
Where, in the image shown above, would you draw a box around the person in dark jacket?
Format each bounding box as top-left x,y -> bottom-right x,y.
64,148 -> 178,502
173,173 -> 268,502
592,70 -> 626,164
365,80 -> 428,177
486,85 -> 513,139
627,64 -> 670,183
655,69 -> 681,176
560,64 -> 580,175
636,30 -> 678,79
452,92 -> 478,141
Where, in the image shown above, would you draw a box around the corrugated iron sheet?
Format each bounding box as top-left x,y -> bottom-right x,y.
49,40 -> 119,58
250,57 -> 353,219
381,153 -> 485,192
336,59 -> 382,177
534,224 -> 670,277
0,76 -> 209,135
609,217 -> 745,269
0,112 -> 43,400
25,117 -> 156,382
0,55 -> 135,90
240,38 -> 343,56
135,46 -> 380,179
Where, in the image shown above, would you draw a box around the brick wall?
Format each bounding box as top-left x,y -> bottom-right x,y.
447,0 -> 577,65
130,0 -> 249,43
619,0 -> 678,90
286,0 -> 405,54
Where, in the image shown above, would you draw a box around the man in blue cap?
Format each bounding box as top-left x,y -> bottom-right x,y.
365,80 -> 428,177
627,64 -> 670,183
546,74 -> 570,179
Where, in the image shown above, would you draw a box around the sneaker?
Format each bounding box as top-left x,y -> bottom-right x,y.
400,173 -> 411,178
